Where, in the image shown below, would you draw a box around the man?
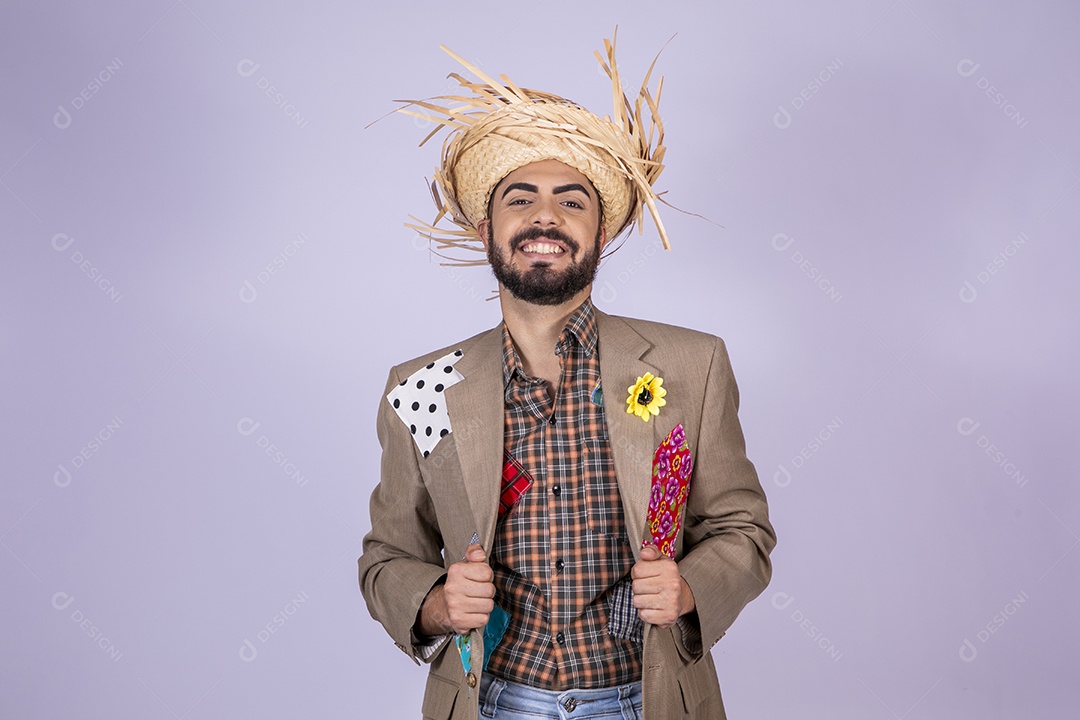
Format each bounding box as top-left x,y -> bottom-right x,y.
358,34 -> 775,720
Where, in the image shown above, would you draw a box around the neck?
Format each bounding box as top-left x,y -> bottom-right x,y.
499,285 -> 592,374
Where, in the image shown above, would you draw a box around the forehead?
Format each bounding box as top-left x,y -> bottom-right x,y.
494,159 -> 595,195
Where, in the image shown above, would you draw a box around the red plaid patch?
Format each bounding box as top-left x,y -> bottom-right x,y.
500,450 -> 533,518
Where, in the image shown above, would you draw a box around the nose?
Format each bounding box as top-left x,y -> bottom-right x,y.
529,195 -> 560,226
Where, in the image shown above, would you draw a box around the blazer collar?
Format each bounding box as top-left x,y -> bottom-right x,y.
444,325 -> 505,551
595,310 -> 665,558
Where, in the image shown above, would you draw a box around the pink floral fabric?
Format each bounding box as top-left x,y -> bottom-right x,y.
646,424 -> 693,558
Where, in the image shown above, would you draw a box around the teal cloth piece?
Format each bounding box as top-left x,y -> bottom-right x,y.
482,605 -> 511,671
455,633 -> 472,674
455,531 -> 482,676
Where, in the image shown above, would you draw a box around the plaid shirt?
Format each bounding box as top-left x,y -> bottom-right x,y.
487,299 -> 642,690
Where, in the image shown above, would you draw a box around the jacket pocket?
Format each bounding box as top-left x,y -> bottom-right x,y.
678,668 -> 706,714
421,672 -> 459,720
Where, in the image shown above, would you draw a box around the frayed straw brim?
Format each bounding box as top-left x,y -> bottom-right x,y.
398,30 -> 670,266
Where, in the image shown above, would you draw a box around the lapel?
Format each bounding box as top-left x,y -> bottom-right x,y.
444,326 -> 504,552
596,310 -> 665,560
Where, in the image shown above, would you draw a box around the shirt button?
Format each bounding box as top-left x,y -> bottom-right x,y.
552,485 -> 561,497
549,415 -> 556,425
555,558 -> 564,572
556,631 -> 566,645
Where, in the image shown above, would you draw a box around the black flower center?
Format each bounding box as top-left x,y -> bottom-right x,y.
637,388 -> 653,405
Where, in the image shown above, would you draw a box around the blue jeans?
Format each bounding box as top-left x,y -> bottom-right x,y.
479,674 -> 643,720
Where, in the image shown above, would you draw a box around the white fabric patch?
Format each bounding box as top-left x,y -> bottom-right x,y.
387,349 -> 465,458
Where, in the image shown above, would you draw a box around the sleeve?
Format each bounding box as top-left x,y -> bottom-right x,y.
414,630 -> 452,662
357,366 -> 451,664
676,335 -> 776,657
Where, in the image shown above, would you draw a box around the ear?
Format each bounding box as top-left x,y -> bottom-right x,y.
477,218 -> 491,251
597,224 -> 609,255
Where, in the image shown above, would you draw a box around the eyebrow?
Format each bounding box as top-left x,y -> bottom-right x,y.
500,182 -> 593,200
553,183 -> 592,198
500,182 -> 537,198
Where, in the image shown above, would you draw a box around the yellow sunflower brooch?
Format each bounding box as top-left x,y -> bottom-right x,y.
626,372 -> 667,422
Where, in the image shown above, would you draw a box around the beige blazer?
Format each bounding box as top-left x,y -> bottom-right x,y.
358,309 -> 775,719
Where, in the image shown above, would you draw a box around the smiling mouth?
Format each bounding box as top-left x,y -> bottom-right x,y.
519,240 -> 566,255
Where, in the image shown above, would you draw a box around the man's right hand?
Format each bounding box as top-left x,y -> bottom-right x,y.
417,544 -> 495,636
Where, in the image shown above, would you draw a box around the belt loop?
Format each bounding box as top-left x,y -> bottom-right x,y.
480,675 -> 505,716
618,681 -> 642,719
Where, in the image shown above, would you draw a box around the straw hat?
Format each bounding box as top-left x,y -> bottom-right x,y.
400,31 -> 670,265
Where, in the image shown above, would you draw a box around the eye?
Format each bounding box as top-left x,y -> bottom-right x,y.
562,200 -> 583,209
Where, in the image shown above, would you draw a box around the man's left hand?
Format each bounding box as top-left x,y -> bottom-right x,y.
631,544 -> 696,627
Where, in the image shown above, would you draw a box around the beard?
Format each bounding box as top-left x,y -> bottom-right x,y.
486,225 -> 602,306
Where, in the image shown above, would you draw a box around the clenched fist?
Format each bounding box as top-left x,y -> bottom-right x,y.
417,544 -> 496,636
631,544 -> 696,628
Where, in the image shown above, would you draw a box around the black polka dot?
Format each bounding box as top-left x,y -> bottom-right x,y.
398,379 -> 406,386
411,401 -> 420,411
416,379 -> 425,389
454,350 -> 462,357
423,450 -> 429,458
428,404 -> 437,413
410,424 -> 416,434
435,384 -> 444,392
392,399 -> 400,408
440,428 -> 449,437
443,366 -> 453,373
425,426 -> 432,436
426,362 -> 435,369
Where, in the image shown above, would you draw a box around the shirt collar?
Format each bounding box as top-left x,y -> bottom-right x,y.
501,298 -> 599,385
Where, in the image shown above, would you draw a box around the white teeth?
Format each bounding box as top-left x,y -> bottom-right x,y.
521,242 -> 564,254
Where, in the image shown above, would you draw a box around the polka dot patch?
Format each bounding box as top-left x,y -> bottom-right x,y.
386,349 -> 465,457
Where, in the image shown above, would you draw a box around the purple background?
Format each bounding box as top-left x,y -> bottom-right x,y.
3,1 -> 1077,717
